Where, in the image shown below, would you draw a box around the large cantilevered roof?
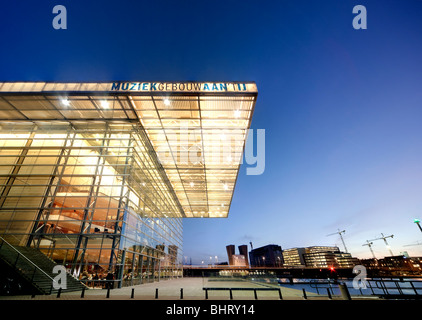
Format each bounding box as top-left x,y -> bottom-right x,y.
0,81 -> 258,218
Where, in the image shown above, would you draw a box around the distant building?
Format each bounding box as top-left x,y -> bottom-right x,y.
249,244 -> 283,267
307,246 -> 341,254
283,246 -> 358,268
226,244 -> 249,267
334,252 -> 360,268
232,254 -> 247,267
303,246 -> 340,268
226,245 -> 235,266
380,255 -> 410,269
360,255 -> 422,275
238,245 -> 249,267
400,251 -> 410,258
377,255 -> 422,271
408,257 -> 422,271
283,248 -> 307,266
359,258 -> 380,269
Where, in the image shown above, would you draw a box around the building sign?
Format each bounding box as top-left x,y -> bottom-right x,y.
110,81 -> 255,93
0,81 -> 258,94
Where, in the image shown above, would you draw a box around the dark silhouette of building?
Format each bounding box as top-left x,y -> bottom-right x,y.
249,244 -> 283,267
360,255 -> 422,275
238,245 -> 249,267
226,245 -> 235,266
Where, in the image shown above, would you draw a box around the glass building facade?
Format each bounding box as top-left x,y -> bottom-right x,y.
282,248 -> 307,267
283,246 -> 359,269
0,81 -> 257,288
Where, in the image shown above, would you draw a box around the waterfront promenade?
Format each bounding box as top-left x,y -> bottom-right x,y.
0,277 -> 380,300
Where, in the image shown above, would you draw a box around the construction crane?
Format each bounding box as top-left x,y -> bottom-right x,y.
363,240 -> 376,259
326,229 -> 348,253
369,233 -> 394,256
414,219 -> 422,233
403,241 -> 422,247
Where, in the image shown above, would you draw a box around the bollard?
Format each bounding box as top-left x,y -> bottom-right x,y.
155,288 -> 159,299
326,288 -> 332,300
302,288 -> 307,300
339,283 -> 351,300
254,289 -> 258,300
278,288 -> 283,300
56,288 -> 62,298
106,287 -> 110,298
180,288 -> 183,299
205,289 -> 208,300
229,289 -> 233,300
81,287 -> 85,298
131,288 -> 135,299
31,293 -> 36,299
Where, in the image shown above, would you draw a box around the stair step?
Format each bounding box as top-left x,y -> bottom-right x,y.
1,243 -> 86,295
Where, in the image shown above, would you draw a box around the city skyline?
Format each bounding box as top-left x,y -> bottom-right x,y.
1,1 -> 422,265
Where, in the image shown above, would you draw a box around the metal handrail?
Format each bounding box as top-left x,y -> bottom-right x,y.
308,278 -> 422,296
0,236 -> 56,282
309,279 -> 337,295
367,279 -> 422,296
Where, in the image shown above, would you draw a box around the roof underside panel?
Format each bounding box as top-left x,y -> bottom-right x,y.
0,82 -> 257,218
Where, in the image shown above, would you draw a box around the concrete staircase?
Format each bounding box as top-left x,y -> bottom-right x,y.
0,238 -> 86,295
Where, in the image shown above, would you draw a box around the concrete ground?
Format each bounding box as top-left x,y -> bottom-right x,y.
0,277 -> 379,300
2,277 -> 414,320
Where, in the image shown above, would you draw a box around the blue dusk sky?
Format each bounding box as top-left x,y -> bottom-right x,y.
1,1 -> 422,264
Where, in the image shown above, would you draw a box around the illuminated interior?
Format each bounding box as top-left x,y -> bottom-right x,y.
0,81 -> 257,287
0,82 -> 258,218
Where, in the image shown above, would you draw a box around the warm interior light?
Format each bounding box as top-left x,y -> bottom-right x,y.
190,182 -> 194,188
101,100 -> 109,108
234,110 -> 241,118
61,99 -> 70,106
164,99 -> 171,106
224,184 -> 229,191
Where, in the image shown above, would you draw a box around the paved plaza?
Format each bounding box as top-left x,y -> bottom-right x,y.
0,277 -> 380,300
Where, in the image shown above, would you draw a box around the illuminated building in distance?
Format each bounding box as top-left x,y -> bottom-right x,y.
283,246 -> 359,268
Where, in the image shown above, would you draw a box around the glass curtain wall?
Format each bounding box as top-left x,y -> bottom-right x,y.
0,121 -> 183,288
0,84 -> 257,289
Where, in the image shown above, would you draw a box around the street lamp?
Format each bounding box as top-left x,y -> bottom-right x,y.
414,219 -> 422,233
